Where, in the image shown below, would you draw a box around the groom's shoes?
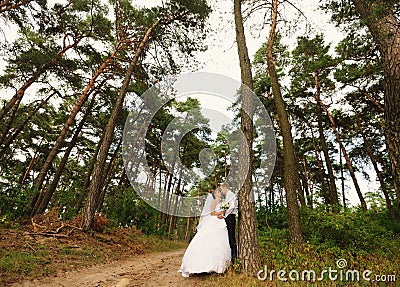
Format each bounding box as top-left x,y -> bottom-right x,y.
231,256 -> 237,265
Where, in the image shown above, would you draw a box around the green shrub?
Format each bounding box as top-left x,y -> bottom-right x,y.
300,206 -> 399,254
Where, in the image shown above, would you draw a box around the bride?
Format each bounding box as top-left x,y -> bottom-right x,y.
178,188 -> 231,277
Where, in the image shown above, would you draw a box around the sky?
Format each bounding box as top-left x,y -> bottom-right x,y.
0,0 -> 380,207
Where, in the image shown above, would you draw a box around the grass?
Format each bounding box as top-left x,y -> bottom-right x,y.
201,228 -> 399,286
138,234 -> 187,252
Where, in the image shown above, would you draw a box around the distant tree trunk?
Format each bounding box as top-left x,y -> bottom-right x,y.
161,170 -> 169,225
310,129 -> 329,204
185,216 -> 191,241
351,0 -> 400,213
315,97 -> 367,211
169,169 -> 183,234
234,0 -> 261,272
302,156 -> 312,208
339,143 -> 346,208
28,46 -> 121,216
80,20 -> 161,231
166,158 -> 178,216
19,150 -> 39,185
33,95 -> 96,215
266,0 -> 303,244
355,114 -> 397,222
314,71 -> 339,205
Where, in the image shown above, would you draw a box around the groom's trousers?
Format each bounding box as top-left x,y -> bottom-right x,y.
225,214 -> 237,263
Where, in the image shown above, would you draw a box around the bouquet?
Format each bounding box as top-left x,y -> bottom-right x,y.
220,201 -> 230,211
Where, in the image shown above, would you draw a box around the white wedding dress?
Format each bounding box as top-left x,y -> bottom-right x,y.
179,197 -> 231,278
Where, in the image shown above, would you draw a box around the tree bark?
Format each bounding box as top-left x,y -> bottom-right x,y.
351,0 -> 400,215
80,20 -> 161,231
266,0 -> 303,244
74,129 -> 104,215
234,0 -> 262,273
96,136 -> 123,212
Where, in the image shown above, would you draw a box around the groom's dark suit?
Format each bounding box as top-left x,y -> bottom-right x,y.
224,190 -> 237,263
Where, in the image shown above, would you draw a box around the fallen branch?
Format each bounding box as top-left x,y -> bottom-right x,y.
25,243 -> 37,253
31,217 -> 45,233
28,232 -> 69,238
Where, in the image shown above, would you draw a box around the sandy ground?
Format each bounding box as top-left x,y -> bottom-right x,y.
12,249 -> 211,287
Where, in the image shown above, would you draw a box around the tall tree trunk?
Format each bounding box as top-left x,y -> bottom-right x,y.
33,95 -> 96,215
315,97 -> 367,210
314,71 -> 339,205
96,138 -> 122,212
234,0 -> 261,272
80,20 -> 161,231
31,47 -> 120,193
351,0 -> 400,214
266,0 -> 303,244
74,130 -> 104,215
355,115 -> 397,222
28,47 -> 120,217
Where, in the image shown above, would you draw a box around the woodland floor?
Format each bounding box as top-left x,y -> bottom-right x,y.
10,248 -> 211,287
0,211 -> 217,287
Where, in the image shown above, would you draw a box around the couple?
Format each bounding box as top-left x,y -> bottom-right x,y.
179,182 -> 237,278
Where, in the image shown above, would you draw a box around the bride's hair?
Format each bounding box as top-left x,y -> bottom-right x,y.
211,189 -> 217,199
211,187 -> 222,200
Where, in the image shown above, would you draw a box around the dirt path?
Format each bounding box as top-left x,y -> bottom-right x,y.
12,249 -> 211,287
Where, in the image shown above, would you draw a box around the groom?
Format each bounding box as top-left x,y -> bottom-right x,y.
218,182 -> 237,264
